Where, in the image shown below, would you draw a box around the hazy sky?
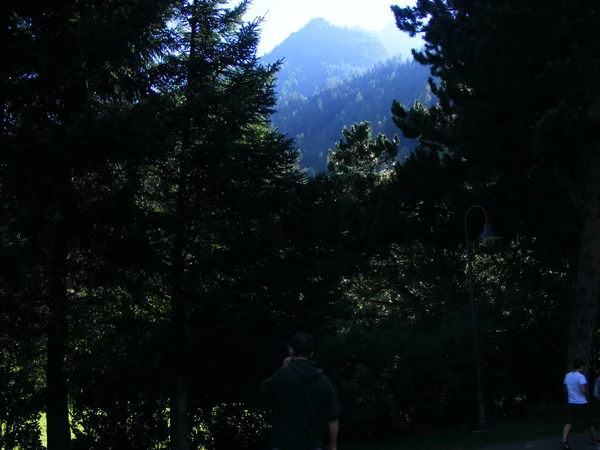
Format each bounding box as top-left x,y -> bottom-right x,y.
242,0 -> 416,56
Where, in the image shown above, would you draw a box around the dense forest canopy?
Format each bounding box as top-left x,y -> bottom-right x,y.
1,0 -> 599,449
272,57 -> 432,172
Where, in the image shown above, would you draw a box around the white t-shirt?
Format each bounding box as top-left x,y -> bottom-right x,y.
564,371 -> 587,404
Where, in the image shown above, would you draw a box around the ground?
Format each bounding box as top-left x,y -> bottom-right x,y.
347,430 -> 593,450
345,407 -> 598,450
482,433 -> 594,450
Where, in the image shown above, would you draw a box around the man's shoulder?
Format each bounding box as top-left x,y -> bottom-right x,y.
273,366 -> 293,378
565,371 -> 587,383
273,365 -> 309,379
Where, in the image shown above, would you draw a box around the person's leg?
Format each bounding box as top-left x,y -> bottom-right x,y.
563,423 -> 572,442
587,419 -> 600,445
580,403 -> 599,443
563,404 -> 577,448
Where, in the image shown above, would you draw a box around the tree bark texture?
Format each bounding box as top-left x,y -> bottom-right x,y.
46,241 -> 71,450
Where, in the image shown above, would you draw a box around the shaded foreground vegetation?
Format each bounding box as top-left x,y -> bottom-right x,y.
1,0 -> 600,449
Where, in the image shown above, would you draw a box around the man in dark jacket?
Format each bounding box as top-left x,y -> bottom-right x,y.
261,332 -> 340,450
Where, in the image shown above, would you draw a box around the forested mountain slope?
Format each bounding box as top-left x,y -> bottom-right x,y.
271,57 -> 433,172
260,18 -> 389,102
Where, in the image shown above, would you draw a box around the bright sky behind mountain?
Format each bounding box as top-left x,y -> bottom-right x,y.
242,0 -> 416,56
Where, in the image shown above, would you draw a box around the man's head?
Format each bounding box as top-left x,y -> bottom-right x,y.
290,332 -> 317,358
573,358 -> 585,371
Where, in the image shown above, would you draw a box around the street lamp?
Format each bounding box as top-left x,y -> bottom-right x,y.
465,205 -> 501,433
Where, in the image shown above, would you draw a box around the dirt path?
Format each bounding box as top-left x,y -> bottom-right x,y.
480,433 -> 594,450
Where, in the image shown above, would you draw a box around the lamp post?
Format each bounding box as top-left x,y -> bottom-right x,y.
465,205 -> 501,433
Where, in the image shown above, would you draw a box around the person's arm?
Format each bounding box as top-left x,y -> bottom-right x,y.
261,359 -> 292,402
328,418 -> 339,450
260,377 -> 275,402
323,376 -> 341,450
261,368 -> 281,402
580,374 -> 587,395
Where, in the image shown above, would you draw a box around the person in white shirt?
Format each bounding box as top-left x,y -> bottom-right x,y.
562,359 -> 600,449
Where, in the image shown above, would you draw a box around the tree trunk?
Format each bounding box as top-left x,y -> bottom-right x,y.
110,299 -> 134,447
568,144 -> 600,376
170,249 -> 190,450
170,4 -> 197,447
46,242 -> 71,450
170,224 -> 190,450
170,158 -> 190,450
171,369 -> 190,450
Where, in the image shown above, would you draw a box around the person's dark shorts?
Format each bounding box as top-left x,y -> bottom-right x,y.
567,403 -> 592,426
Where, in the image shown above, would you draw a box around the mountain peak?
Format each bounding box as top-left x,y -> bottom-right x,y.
305,17 -> 331,29
262,19 -> 387,67
260,19 -> 389,99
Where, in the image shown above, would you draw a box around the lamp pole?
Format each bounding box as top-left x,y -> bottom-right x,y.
465,205 -> 492,433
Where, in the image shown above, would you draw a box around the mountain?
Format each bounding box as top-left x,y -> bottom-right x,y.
271,57 -> 433,173
373,22 -> 424,59
260,18 -> 389,102
261,18 -> 433,174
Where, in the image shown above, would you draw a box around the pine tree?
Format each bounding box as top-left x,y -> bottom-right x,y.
391,0 -> 600,368
1,1 -> 175,448
327,121 -> 399,202
145,1 -> 304,448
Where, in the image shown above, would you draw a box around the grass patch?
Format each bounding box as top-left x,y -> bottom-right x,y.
38,412 -> 80,448
40,412 -> 47,448
344,408 -> 568,450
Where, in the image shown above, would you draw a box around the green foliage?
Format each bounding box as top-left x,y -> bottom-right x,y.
2,0 -> 599,448
327,121 -> 398,201
273,58 -> 432,172
390,0 -> 600,366
1,0 -> 341,448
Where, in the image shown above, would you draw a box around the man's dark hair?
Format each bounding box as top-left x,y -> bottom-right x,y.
573,358 -> 585,370
291,332 -> 316,357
